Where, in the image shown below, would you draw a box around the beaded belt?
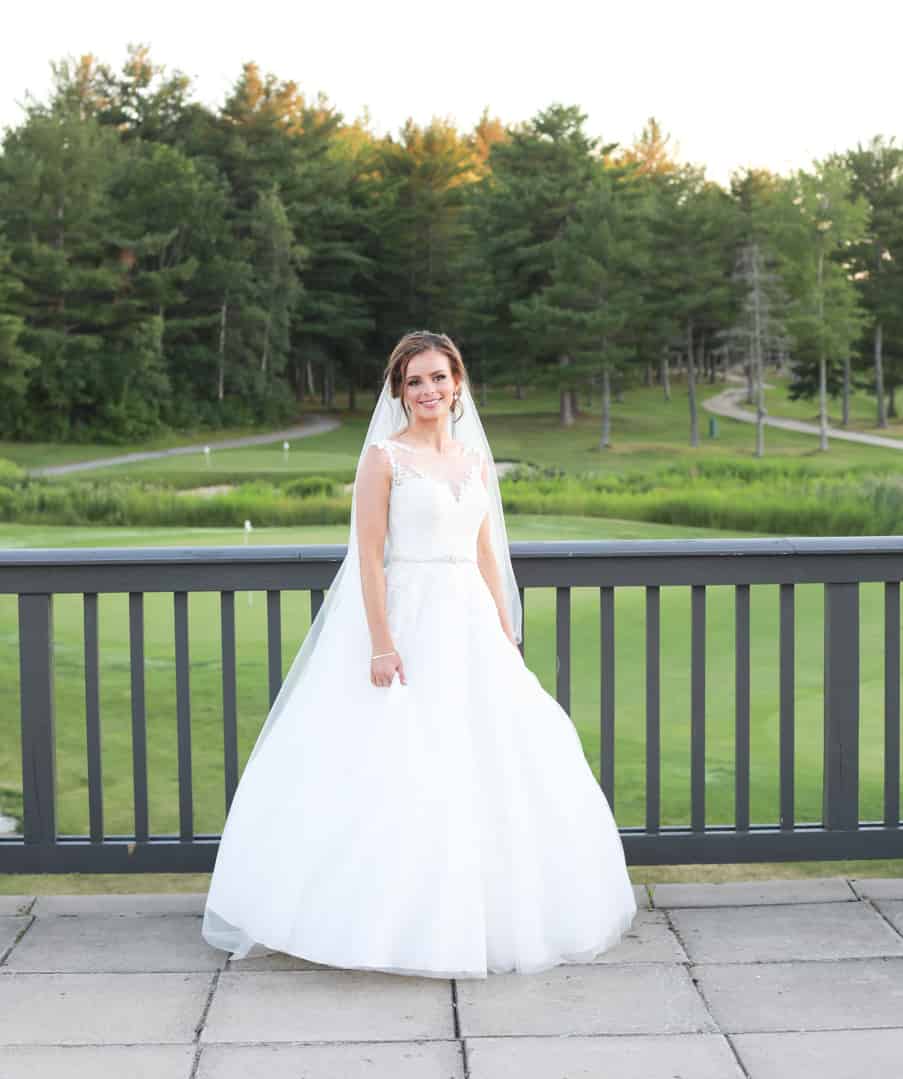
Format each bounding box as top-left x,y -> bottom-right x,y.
386,554 -> 476,564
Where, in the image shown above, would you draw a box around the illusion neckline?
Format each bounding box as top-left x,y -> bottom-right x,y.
386,438 -> 469,459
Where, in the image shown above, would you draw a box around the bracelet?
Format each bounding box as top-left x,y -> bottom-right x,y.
371,649 -> 397,661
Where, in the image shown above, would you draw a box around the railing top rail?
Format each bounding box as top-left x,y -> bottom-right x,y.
3,535 -> 903,568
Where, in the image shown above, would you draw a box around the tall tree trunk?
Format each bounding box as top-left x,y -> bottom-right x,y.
875,322 -> 887,428
516,358 -> 527,399
841,355 -> 851,427
817,243 -> 829,451
599,366 -> 611,449
559,354 -> 574,426
306,359 -> 316,398
687,320 -> 699,448
217,299 -> 227,402
818,349 -> 828,450
260,310 -> 271,374
752,252 -> 765,457
660,349 -> 671,401
754,340 -> 765,459
325,359 -> 334,408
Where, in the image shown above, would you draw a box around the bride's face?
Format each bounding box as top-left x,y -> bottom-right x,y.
402,350 -> 459,425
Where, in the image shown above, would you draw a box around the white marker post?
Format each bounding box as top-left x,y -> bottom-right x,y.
204,445 -> 211,469
282,440 -> 290,464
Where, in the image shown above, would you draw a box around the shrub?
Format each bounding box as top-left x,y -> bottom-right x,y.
283,475 -> 338,497
0,458 -> 24,485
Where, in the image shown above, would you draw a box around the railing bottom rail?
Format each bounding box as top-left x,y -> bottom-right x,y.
1,823 -> 900,873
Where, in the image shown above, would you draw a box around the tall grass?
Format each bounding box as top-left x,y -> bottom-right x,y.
2,458 -> 903,535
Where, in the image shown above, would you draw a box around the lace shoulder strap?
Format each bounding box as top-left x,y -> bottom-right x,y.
372,438 -> 397,481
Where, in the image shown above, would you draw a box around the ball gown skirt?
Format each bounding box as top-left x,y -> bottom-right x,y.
202,442 -> 637,978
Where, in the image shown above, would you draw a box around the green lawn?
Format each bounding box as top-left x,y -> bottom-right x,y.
21,377 -> 903,488
0,421 -> 302,470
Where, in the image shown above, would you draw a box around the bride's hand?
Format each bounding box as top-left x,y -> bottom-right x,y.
371,651 -> 406,688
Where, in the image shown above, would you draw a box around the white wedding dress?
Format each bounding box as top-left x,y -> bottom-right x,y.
202,436 -> 637,978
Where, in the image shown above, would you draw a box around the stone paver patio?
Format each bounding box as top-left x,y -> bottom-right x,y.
1,876 -> 902,1078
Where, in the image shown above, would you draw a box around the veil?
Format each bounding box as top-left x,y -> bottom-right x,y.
245,372 -> 522,767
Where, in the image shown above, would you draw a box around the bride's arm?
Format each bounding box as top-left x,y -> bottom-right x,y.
355,445 -> 397,657
475,454 -> 517,643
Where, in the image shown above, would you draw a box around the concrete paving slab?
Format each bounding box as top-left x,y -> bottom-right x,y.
0,1044 -> 196,1078
0,897 -> 34,916
0,972 -> 213,1045
694,957 -> 903,1033
850,877 -> 903,900
456,963 -> 717,1037
202,970 -> 456,1044
632,884 -> 651,910
874,899 -> 903,936
731,1028 -> 903,1079
221,914 -> 676,970
197,1041 -> 465,1078
590,909 -> 688,964
32,892 -> 206,915
670,901 -> 903,963
650,877 -> 855,908
0,916 -> 30,957
466,1033 -> 744,1078
225,949 -> 338,972
2,913 -> 223,972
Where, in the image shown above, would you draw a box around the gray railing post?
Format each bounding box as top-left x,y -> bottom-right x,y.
823,581 -> 859,830
18,594 -> 56,848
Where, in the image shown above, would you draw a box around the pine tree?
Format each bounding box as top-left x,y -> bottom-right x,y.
512,161 -> 647,448
777,158 -> 870,449
845,136 -> 903,428
470,104 -> 599,423
0,240 -> 37,435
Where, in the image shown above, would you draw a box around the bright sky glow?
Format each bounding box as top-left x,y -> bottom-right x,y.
2,0 -> 900,187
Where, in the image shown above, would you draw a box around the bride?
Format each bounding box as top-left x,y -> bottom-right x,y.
201,330 -> 637,978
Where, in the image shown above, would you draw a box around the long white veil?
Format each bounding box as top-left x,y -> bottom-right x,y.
245,372 -> 521,767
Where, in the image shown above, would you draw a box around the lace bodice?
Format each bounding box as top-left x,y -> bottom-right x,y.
373,438 -> 490,562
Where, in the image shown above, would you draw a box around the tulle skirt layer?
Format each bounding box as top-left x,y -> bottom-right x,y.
202,560 -> 637,978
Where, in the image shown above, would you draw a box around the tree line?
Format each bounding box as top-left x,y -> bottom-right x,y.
1,45 -> 902,450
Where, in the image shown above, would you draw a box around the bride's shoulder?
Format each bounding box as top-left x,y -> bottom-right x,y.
362,440 -> 395,475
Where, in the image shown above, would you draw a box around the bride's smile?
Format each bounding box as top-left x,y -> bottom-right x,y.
400,351 -> 460,447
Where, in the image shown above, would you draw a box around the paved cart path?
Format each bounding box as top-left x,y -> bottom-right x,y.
27,414 -> 342,477
703,371 -> 903,451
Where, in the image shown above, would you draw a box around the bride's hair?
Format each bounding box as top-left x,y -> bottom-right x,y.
384,330 -> 468,421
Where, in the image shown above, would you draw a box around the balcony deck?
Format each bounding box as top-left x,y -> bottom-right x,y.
1,875 -> 902,1077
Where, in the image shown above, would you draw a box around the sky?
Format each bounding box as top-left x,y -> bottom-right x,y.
2,0 -> 901,188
